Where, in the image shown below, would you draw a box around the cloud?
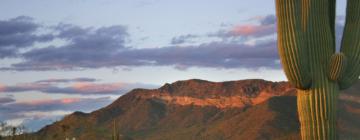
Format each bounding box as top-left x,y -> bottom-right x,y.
0,78 -> 157,130
70,82 -> 123,93
11,97 -> 111,110
0,16 -> 54,58
259,15 -> 276,25
0,15 -> 348,71
0,97 -> 113,129
0,16 -> 38,35
114,40 -> 279,69
0,78 -> 157,95
229,24 -> 275,37
209,14 -> 277,39
5,24 -> 129,71
170,34 -> 198,45
20,111 -> 70,131
0,97 -> 15,104
24,98 -> 81,106
42,82 -> 132,94
0,97 -> 112,115
0,82 -> 48,93
35,78 -> 97,83
0,83 -> 5,91
4,40 -> 279,71
0,16 -> 282,71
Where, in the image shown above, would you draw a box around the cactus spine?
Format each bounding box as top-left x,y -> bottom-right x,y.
276,0 -> 360,139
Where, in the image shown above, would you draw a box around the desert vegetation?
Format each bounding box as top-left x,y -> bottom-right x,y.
0,121 -> 30,140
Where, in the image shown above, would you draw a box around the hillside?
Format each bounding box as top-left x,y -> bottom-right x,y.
19,79 -> 360,140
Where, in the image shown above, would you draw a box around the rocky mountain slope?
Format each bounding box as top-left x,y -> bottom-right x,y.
21,79 -> 360,140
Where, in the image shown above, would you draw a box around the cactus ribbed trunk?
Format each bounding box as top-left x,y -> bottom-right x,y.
276,0 -> 360,139
297,81 -> 339,140
297,0 -> 338,139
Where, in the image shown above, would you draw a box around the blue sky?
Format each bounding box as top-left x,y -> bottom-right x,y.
0,0 -> 348,131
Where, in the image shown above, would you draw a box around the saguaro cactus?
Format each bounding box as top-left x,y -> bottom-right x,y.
276,0 -> 360,139
112,120 -> 119,140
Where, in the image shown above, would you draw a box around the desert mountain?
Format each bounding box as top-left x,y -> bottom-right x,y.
21,79 -> 360,140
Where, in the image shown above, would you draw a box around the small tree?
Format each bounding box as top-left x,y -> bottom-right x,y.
0,121 -> 27,140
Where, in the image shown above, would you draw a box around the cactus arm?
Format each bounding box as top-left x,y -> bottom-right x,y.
276,0 -> 312,89
339,0 -> 360,89
328,53 -> 347,81
301,0 -> 336,68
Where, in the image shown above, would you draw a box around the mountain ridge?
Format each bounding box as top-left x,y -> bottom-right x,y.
19,79 -> 360,140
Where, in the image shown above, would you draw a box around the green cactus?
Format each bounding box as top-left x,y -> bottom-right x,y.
112,120 -> 119,140
276,0 -> 360,139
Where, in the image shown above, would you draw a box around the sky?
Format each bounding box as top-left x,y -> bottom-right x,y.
0,0 -> 348,131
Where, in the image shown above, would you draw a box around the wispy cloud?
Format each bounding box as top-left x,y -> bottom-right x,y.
35,78 -> 97,84
0,78 -> 157,95
170,34 -> 198,45
208,14 -> 276,39
0,97 -> 113,129
229,24 -> 275,38
0,97 -> 112,117
0,97 -> 15,104
116,41 -> 279,70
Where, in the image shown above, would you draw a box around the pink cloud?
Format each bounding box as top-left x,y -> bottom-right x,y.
0,83 -> 5,92
230,24 -> 275,37
60,98 -> 81,104
231,25 -> 259,35
71,82 -> 125,93
0,78 -> 155,95
25,99 -> 54,105
19,98 -> 83,106
17,83 -> 48,89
